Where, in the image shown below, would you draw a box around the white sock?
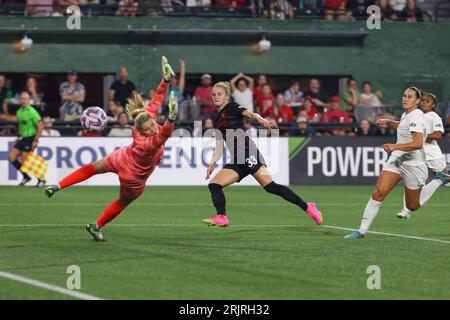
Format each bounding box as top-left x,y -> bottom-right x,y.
402,195 -> 410,214
419,179 -> 443,207
359,197 -> 382,234
401,179 -> 443,213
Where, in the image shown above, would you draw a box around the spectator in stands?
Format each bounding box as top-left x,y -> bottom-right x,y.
324,0 -> 348,21
375,121 -> 395,136
59,70 -> 85,121
0,74 -> 9,117
54,0 -> 86,14
25,76 -> 45,115
397,0 -> 423,22
26,0 -> 54,16
186,0 -> 211,7
359,81 -> 383,107
108,112 -> 133,137
347,0 -> 369,21
321,96 -> 351,135
193,74 -> 216,118
339,78 -> 359,115
292,116 -> 315,137
41,116 -> 61,137
376,0 -> 397,21
256,83 -> 274,118
270,0 -> 294,19
359,81 -> 395,120
215,0 -> 246,8
303,78 -> 329,111
253,74 -> 267,103
355,119 -> 375,136
193,117 -> 214,136
116,0 -> 138,16
231,72 -> 254,112
109,66 -> 137,119
284,80 -> 303,106
140,0 -> 161,15
266,93 -> 295,124
389,0 -> 406,11
243,118 -> 258,137
302,96 -> 320,123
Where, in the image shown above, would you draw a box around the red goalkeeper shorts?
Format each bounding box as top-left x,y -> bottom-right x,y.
104,148 -> 157,199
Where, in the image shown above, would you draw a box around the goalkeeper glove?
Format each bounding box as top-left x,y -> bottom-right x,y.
162,56 -> 175,82
168,91 -> 178,122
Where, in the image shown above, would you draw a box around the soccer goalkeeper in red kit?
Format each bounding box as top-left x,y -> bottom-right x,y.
44,57 -> 178,241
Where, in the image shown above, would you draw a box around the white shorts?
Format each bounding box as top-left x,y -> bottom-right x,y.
383,157 -> 428,190
426,157 -> 446,173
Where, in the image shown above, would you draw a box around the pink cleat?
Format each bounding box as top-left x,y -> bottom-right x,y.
306,202 -> 323,225
203,214 -> 229,228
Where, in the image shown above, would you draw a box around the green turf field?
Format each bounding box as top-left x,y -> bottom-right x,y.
0,185 -> 449,300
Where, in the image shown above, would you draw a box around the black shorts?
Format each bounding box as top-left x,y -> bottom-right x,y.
14,136 -> 35,152
223,150 -> 266,182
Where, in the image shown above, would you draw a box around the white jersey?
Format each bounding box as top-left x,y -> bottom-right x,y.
391,109 -> 426,166
423,111 -> 445,161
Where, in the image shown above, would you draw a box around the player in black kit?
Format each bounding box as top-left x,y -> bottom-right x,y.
203,82 -> 323,227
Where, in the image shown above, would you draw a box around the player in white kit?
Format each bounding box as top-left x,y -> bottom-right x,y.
345,87 -> 428,239
396,91 -> 450,219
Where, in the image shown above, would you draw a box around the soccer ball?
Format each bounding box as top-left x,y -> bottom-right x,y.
81,106 -> 108,131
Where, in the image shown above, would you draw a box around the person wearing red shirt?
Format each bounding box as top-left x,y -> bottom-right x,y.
266,93 -> 295,124
43,57 -> 178,242
253,74 -> 267,103
256,84 -> 274,118
215,0 -> 246,7
194,74 -> 216,118
321,95 -> 351,135
302,96 -> 320,122
324,0 -> 348,21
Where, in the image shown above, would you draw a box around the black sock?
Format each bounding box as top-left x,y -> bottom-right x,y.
264,181 -> 308,211
208,183 -> 226,215
12,160 -> 30,179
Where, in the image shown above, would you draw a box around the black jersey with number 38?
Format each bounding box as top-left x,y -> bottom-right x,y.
215,102 -> 265,171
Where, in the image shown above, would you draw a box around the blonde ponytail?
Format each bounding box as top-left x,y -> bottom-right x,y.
125,92 -> 146,120
125,91 -> 152,132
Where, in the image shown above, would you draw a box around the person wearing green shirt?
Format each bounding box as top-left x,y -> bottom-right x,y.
8,91 -> 44,186
339,78 -> 360,116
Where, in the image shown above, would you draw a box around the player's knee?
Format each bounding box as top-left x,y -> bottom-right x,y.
119,197 -> 134,207
208,183 -> 223,193
372,189 -> 387,202
264,181 -> 277,193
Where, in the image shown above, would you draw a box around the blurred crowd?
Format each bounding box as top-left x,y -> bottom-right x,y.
4,62 -> 440,138
0,0 -> 428,22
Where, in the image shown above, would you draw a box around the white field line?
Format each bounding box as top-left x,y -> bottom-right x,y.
0,271 -> 104,300
321,225 -> 450,245
0,202 -> 448,207
0,223 -> 449,245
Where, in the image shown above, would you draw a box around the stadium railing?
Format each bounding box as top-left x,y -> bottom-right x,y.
1,119 -> 449,137
435,0 -> 450,21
